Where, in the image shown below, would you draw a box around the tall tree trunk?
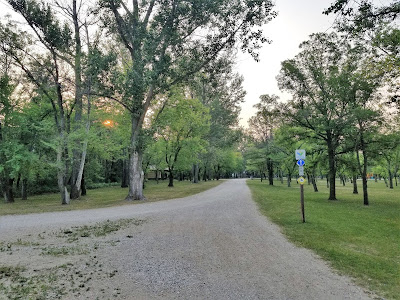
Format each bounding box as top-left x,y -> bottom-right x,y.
312,175 -> 318,192
340,175 -> 345,186
126,150 -> 144,200
188,170 -> 192,182
81,172 -> 86,196
71,137 -> 88,198
352,174 -> 358,194
287,173 -> 291,187
168,169 -> 174,187
21,178 -> 28,200
193,164 -> 199,183
267,160 -> 274,185
327,141 -> 337,200
361,155 -> 368,206
8,178 -> 14,202
70,0 -> 85,200
1,177 -> 14,203
356,140 -> 369,205
388,167 -> 393,189
125,113 -> 145,200
216,165 -> 221,180
203,166 -> 207,181
121,156 -> 129,188
57,144 -> 70,205
156,170 -> 160,184
16,173 -> 21,190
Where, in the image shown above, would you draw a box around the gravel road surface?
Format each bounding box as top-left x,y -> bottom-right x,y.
0,179 -> 372,299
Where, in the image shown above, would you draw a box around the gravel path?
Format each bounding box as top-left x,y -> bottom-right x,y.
0,179 -> 372,299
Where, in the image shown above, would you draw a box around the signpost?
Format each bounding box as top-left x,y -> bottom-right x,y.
298,166 -> 304,176
295,150 -> 306,223
295,150 -> 306,160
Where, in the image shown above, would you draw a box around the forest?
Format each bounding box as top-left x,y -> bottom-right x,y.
0,0 -> 399,207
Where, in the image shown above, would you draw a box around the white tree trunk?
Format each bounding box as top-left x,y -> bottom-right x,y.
74,140 -> 88,196
125,150 -> 145,201
57,143 -> 70,205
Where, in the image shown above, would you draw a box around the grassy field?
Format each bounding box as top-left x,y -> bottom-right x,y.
247,178 -> 400,300
0,180 -> 223,216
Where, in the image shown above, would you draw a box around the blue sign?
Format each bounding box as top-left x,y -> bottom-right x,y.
297,159 -> 305,166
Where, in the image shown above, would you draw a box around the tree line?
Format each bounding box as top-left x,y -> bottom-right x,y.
1,1 -> 399,207
0,0 -> 277,203
245,0 -> 400,206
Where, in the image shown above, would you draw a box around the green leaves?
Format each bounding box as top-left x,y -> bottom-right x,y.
7,0 -> 73,51
152,88 -> 210,170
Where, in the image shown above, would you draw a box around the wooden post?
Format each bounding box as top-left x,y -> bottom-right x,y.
300,184 -> 305,223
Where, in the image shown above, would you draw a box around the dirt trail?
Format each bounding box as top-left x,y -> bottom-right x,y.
0,179 -> 372,299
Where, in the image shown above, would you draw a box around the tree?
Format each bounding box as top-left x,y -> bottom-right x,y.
0,73 -> 50,202
0,74 -> 18,202
248,94 -> 280,185
1,0 -> 102,203
274,125 -> 313,188
143,139 -> 166,184
375,133 -> 400,189
189,58 -> 246,182
152,89 -> 209,187
324,0 -> 400,34
350,95 -> 381,205
245,144 -> 268,181
325,0 -> 400,118
277,32 -> 365,200
97,0 -> 277,200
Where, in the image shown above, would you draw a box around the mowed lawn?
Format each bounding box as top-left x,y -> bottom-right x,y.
0,180 -> 223,216
247,179 -> 400,300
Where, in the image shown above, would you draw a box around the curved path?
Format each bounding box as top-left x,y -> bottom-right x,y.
0,179 -> 371,299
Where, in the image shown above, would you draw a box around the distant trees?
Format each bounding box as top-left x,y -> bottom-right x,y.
1,0 -> 107,203
247,94 -> 280,185
152,89 -> 210,187
276,32 -> 386,203
96,0 -> 277,200
0,0 -> 275,203
189,58 -> 246,182
246,29 -> 399,205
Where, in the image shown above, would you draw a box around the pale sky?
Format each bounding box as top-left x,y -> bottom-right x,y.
236,0 -> 337,127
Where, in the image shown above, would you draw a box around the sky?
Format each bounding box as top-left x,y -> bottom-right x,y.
236,0 -> 337,127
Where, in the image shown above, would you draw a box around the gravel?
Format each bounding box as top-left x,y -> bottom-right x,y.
0,179 -> 372,299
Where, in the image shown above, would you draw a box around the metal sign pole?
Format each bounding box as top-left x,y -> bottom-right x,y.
295,149 -> 306,223
300,184 -> 305,223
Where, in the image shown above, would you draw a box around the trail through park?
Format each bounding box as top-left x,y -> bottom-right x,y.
0,179 -> 372,299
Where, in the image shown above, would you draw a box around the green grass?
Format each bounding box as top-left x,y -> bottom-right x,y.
0,180 -> 222,216
247,179 -> 400,300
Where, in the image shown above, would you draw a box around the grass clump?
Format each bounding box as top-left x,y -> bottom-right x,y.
0,266 -> 64,299
0,180 -> 222,216
40,246 -> 89,257
247,179 -> 400,300
57,218 -> 145,242
0,266 -> 26,280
